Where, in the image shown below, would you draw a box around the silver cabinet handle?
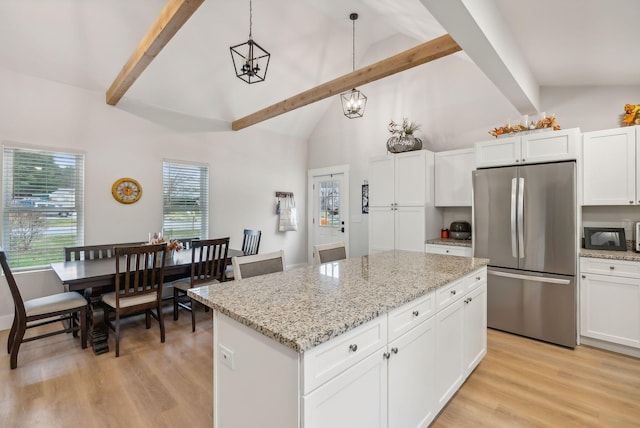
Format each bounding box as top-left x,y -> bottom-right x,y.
391,347 -> 398,354
610,266 -> 615,270
412,310 -> 419,317
581,275 -> 586,279
464,298 -> 469,304
349,344 -> 358,352
476,276 -> 481,280
630,201 -> 634,204
451,290 -> 457,296
522,158 -> 526,162
383,352 -> 391,359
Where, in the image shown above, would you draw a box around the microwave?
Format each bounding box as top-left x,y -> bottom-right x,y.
584,227 -> 627,251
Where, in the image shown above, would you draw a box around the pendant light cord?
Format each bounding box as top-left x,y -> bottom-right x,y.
352,16 -> 356,72
249,0 -> 253,39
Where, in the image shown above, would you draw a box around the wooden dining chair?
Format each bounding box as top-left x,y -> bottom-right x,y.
101,243 -> 167,357
232,250 -> 285,280
1,249 -> 88,369
225,229 -> 261,281
173,237 -> 229,331
314,241 -> 347,264
64,242 -> 146,262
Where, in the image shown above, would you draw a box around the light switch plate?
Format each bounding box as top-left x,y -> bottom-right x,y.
219,344 -> 235,370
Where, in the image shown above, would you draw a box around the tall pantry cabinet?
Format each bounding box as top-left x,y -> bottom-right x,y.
369,150 -> 442,254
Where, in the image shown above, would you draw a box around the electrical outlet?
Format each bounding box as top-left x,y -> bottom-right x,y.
218,344 -> 235,370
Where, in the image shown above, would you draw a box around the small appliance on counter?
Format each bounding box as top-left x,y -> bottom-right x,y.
449,221 -> 471,240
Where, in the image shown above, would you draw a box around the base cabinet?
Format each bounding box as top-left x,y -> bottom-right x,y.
580,258 -> 640,348
213,267 -> 487,428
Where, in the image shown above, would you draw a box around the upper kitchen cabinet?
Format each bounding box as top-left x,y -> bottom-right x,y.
369,150 -> 427,207
582,126 -> 639,205
475,128 -> 579,168
435,148 -> 475,207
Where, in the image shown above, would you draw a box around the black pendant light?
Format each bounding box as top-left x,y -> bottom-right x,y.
340,13 -> 367,119
230,0 -> 270,84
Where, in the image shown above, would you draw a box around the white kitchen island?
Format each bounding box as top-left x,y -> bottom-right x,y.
189,250 -> 489,428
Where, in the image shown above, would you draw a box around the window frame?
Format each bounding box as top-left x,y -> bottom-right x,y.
2,142 -> 85,270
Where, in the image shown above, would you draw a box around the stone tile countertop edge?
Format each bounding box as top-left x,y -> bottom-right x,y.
580,248 -> 640,262
188,250 -> 488,353
425,237 -> 472,247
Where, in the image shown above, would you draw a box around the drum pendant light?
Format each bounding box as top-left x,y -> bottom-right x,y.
340,13 -> 367,119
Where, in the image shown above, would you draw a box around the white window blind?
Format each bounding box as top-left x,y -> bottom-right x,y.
2,145 -> 84,269
162,161 -> 208,240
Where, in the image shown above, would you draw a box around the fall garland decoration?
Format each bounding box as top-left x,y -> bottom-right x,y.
489,115 -> 561,138
623,104 -> 640,126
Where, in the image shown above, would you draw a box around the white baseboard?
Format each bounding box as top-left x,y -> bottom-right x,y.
580,336 -> 640,358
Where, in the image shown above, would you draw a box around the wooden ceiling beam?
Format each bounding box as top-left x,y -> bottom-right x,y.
106,0 -> 204,106
231,33 -> 461,131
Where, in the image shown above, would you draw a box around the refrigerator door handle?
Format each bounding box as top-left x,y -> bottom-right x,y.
488,270 -> 571,285
518,177 -> 525,259
511,178 -> 517,258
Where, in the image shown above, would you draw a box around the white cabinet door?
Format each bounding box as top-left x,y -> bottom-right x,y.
369,207 -> 396,254
369,156 -> 395,207
463,283 -> 487,374
395,206 -> 425,252
388,317 -> 436,428
580,273 -> 640,348
303,350 -> 388,428
435,297 -> 464,411
395,150 -> 426,206
520,128 -> 578,164
475,136 -> 520,168
582,127 -> 636,205
435,148 -> 475,207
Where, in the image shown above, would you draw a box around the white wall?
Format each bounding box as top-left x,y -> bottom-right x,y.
0,67 -> 308,329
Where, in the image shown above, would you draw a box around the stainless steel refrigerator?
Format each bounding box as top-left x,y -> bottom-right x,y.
473,161 -> 576,348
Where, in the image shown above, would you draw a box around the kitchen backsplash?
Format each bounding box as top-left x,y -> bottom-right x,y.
582,206 -> 640,239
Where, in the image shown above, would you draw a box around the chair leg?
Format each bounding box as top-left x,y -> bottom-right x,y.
9,321 -> 26,370
80,307 -> 87,349
158,303 -> 166,343
173,288 -> 179,321
114,312 -> 120,358
7,309 -> 17,354
71,312 -> 79,338
145,310 -> 151,329
191,298 -> 196,332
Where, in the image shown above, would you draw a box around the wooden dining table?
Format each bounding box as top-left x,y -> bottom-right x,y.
50,247 -> 244,354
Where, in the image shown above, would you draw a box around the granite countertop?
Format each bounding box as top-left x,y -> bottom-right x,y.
425,237 -> 472,248
580,248 -> 640,262
189,250 -> 488,353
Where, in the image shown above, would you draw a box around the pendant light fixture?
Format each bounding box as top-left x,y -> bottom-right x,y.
340,13 -> 367,119
230,0 -> 270,84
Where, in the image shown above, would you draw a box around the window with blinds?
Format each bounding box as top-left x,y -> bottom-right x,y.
162,161 -> 208,240
2,145 -> 84,269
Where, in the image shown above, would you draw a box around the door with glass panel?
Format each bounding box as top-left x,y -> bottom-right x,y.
313,174 -> 346,254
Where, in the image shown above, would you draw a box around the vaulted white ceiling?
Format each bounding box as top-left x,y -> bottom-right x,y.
0,0 -> 638,140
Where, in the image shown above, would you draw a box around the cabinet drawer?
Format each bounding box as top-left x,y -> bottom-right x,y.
465,268 -> 487,293
425,244 -> 473,257
302,316 -> 387,394
435,278 -> 466,311
580,257 -> 640,278
388,291 -> 435,341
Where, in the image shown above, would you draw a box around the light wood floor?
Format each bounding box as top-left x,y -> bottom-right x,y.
2,311 -> 639,428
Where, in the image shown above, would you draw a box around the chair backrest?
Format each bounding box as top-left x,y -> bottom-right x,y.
241,229 -> 261,256
114,243 -> 167,306
65,242 -> 146,261
314,241 -> 347,264
190,237 -> 230,285
232,250 -> 285,280
177,237 -> 199,251
0,250 -> 26,321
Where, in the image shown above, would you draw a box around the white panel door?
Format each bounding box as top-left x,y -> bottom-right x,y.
394,150 -> 426,206
435,148 -> 475,207
369,207 -> 395,254
388,316 -> 436,428
582,127 -> 636,205
463,283 -> 487,374
303,351 -> 388,428
395,206 -> 425,252
435,298 -> 464,411
475,136 -> 521,168
369,156 -> 395,207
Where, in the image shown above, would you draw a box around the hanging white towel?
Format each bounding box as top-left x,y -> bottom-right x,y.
278,196 -> 297,232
